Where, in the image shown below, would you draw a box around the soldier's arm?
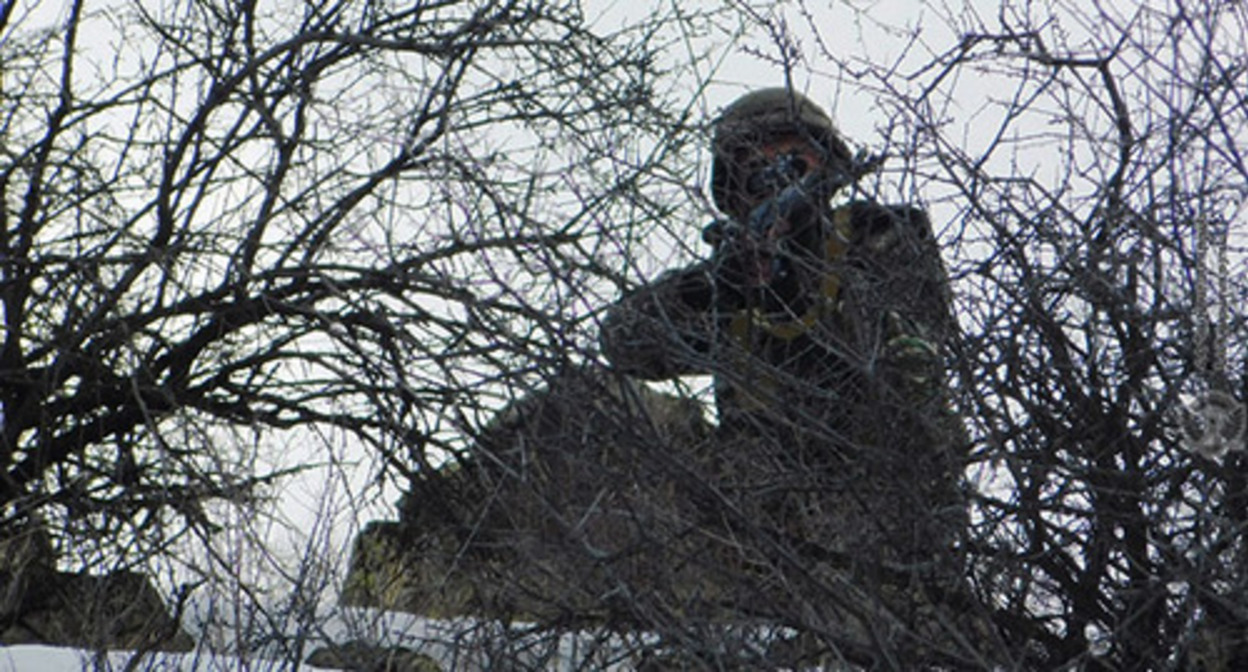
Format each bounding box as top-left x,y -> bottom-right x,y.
844,202 -> 957,404
599,263 -> 726,380
844,202 -> 969,562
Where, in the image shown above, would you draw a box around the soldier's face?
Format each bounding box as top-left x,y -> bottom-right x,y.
720,134 -> 828,288
729,134 -> 826,211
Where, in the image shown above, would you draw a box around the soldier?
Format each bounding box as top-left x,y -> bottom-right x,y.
600,88 -> 967,589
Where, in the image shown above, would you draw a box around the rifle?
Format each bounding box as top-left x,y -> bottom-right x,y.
703,151 -> 884,289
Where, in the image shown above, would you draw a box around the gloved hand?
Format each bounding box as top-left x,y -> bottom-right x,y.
701,219 -> 754,308
883,310 -> 944,402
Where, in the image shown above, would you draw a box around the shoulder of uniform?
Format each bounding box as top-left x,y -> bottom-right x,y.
832,200 -> 933,245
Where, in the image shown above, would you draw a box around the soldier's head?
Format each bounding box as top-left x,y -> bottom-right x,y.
710,88 -> 853,221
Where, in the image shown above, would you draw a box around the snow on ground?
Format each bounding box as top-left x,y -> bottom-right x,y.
0,646 -> 339,672
0,607 -> 684,671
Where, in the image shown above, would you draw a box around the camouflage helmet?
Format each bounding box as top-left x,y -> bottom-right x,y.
710,88 -> 853,217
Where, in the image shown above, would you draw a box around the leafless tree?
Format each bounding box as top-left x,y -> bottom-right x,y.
3,0 -> 1247,669
0,0 -> 717,655
815,1 -> 1248,668
1,0 -> 700,537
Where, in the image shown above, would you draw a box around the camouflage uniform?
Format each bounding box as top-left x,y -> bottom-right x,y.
600,89 -> 967,578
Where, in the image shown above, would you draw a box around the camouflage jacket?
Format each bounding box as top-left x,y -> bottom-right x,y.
601,200 -> 963,463
601,199 -> 967,569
